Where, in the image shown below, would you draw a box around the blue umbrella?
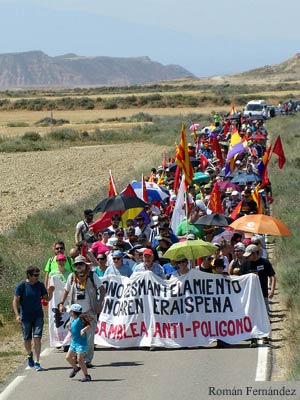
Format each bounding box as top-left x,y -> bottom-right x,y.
231,172 -> 261,185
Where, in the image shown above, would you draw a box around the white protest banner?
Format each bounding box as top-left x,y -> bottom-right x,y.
95,270 -> 270,348
48,276 -> 71,347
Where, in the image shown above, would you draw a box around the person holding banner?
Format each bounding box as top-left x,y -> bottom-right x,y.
171,258 -> 190,278
134,248 -> 165,279
239,244 -> 276,346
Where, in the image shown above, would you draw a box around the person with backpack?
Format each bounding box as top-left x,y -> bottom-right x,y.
58,255 -> 105,368
75,209 -> 95,250
13,266 -> 49,371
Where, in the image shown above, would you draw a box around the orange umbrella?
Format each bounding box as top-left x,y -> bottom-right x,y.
229,214 -> 292,236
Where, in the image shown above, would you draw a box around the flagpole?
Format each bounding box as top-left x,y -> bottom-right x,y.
184,176 -> 190,235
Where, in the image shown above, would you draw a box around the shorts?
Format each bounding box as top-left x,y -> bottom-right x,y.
21,317 -> 44,341
69,342 -> 88,355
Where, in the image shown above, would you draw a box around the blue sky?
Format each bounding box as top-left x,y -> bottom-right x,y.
1,0 -> 300,77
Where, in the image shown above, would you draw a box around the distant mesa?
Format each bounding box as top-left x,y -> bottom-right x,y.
0,50 -> 194,90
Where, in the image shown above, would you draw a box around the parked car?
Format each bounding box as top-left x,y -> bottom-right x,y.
243,100 -> 268,118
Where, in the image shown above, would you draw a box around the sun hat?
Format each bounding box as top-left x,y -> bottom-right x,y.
74,255 -> 89,265
112,250 -> 124,258
243,244 -> 259,257
70,304 -> 83,313
56,254 -> 66,262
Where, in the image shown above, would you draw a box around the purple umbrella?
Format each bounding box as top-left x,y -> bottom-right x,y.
217,181 -> 242,192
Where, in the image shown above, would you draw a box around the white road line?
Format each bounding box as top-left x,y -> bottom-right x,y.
255,345 -> 270,381
0,376 -> 25,400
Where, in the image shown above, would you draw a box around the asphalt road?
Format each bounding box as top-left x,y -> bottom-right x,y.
2,342 -> 299,400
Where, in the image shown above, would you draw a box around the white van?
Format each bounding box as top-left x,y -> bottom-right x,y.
243,100 -> 268,118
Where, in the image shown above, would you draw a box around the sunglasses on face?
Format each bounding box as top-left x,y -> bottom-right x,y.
113,257 -> 121,261
97,257 -> 106,261
32,273 -> 40,277
55,247 -> 64,250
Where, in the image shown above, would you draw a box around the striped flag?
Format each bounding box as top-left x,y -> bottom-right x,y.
175,123 -> 194,185
252,184 -> 263,214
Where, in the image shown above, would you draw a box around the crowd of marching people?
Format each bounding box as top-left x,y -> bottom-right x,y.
13,106 -> 284,381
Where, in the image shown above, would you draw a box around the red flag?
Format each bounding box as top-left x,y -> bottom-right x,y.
272,135 -> 286,169
108,169 -> 117,197
141,174 -> 149,203
211,136 -> 224,166
229,199 -> 243,220
175,123 -> 194,185
223,119 -> 230,136
208,183 -> 223,213
199,153 -> 209,172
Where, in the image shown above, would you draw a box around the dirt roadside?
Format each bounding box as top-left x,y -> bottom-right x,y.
0,142 -> 165,233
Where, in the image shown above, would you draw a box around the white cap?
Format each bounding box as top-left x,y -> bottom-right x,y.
195,200 -> 207,211
232,190 -> 239,196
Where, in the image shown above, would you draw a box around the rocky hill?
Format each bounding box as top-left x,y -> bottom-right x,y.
0,51 -> 194,89
200,54 -> 300,85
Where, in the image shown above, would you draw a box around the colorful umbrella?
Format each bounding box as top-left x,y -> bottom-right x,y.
189,123 -> 200,131
163,240 -> 218,261
229,214 -> 292,236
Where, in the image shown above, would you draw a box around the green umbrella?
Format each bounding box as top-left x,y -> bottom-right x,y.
192,171 -> 210,184
163,240 -> 218,261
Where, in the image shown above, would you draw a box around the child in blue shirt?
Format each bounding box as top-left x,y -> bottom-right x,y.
65,304 -> 92,382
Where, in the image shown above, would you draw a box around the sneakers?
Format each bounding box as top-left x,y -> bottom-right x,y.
69,366 -> 81,378
34,362 -> 42,371
27,352 -> 34,368
81,374 -> 92,382
249,339 -> 258,348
